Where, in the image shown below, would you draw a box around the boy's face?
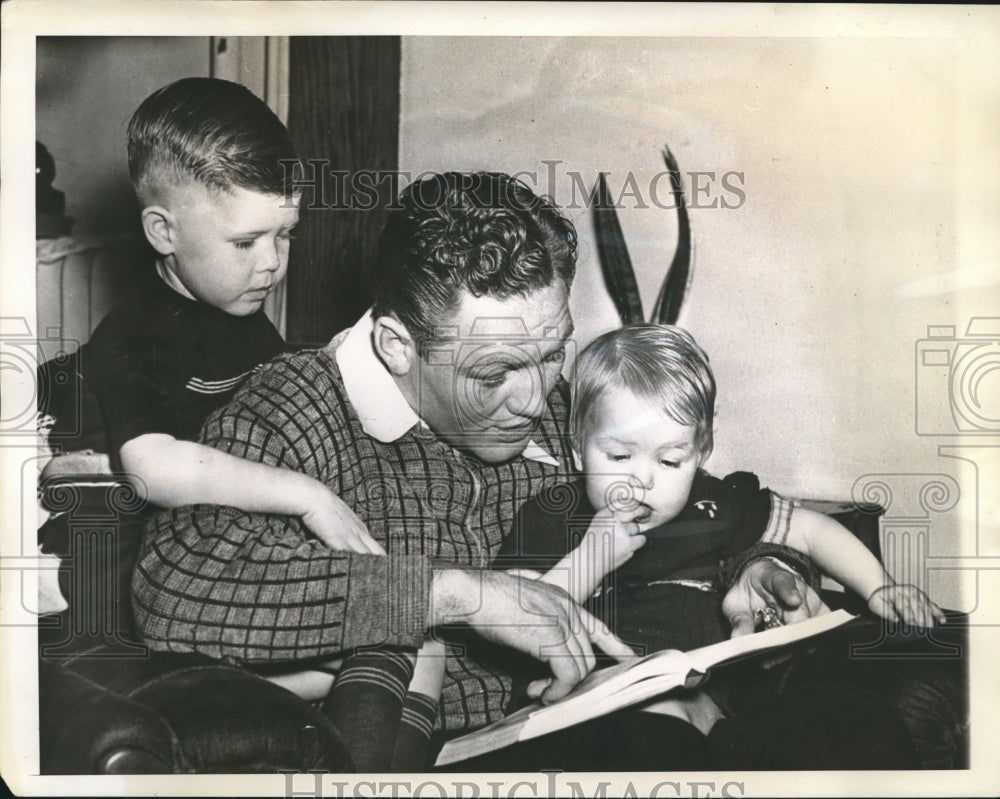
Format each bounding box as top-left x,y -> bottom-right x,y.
579,385 -> 702,531
154,182 -> 299,316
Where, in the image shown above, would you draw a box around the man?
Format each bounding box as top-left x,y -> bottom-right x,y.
131,172 -> 849,767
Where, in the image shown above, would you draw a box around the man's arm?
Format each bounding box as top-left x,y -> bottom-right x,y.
120,433 -> 383,554
133,504 -> 434,660
430,569 -> 634,703
133,509 -> 631,700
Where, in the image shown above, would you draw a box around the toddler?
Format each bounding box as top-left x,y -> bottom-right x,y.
497,323 -> 943,729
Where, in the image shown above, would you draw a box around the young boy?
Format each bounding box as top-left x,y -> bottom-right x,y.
496,323 -> 944,731
78,77 -> 380,554
73,77 -> 446,768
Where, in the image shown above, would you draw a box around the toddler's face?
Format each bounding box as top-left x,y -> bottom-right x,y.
579,385 -> 701,531
157,182 -> 299,315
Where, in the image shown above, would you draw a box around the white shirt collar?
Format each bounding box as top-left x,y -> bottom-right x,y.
334,310 -> 559,467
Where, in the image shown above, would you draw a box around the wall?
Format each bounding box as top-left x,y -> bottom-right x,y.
36,36 -> 210,237
400,36 -> 1000,608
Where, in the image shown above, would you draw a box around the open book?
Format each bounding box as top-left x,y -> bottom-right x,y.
436,608 -> 856,766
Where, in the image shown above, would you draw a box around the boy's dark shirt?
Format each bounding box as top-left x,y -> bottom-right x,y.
79,270 -> 286,459
497,470 -> 774,655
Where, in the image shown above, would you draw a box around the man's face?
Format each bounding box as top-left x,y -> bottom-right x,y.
412,280 -> 574,463
157,182 -> 299,316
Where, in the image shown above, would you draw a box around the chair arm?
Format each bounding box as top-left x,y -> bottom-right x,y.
39,658 -> 177,774
131,664 -> 355,773
41,652 -> 355,774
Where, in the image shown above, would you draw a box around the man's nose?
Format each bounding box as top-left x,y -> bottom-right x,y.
504,367 -> 546,420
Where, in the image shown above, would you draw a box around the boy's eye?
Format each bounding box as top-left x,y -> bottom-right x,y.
607,453 -> 629,462
233,239 -> 256,250
660,459 -> 680,469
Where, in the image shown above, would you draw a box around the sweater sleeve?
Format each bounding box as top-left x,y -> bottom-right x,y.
132,505 -> 432,660
130,353 -> 433,661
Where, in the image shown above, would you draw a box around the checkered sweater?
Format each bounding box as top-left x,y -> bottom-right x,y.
131,344 -> 576,731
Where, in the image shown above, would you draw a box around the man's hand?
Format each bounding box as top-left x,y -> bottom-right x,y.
302,489 -> 386,555
722,557 -> 830,638
431,569 -> 635,703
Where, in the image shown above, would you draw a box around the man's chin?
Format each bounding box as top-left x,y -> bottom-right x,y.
460,434 -> 533,464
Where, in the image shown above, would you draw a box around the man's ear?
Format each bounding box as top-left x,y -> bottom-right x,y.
373,315 -> 417,377
140,206 -> 176,256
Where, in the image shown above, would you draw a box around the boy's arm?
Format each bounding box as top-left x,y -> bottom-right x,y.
784,507 -> 944,627
119,433 -> 384,554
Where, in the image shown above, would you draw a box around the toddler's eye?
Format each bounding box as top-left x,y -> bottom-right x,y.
607,453 -> 629,462
233,239 -> 256,250
660,459 -> 680,468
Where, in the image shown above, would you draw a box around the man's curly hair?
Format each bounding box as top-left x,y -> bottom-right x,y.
372,172 -> 578,343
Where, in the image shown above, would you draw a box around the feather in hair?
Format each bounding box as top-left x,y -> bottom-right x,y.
650,146 -> 693,325
592,172 -> 643,324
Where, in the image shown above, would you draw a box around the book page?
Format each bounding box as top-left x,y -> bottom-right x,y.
685,608 -> 856,673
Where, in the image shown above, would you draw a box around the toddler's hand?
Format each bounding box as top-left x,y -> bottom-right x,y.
867,584 -> 946,630
584,508 -> 646,571
302,491 -> 385,555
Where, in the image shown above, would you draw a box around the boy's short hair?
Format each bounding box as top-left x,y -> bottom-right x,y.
127,77 -> 301,205
371,172 -> 578,344
572,323 -> 716,459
